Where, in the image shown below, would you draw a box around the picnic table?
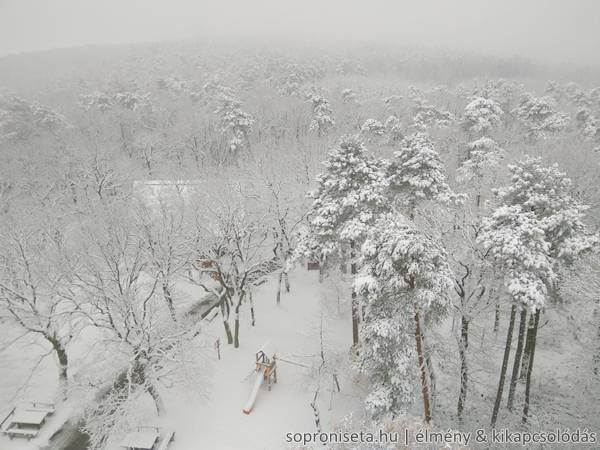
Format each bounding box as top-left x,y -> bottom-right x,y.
119,428 -> 160,449
1,402 -> 55,440
11,410 -> 48,427
119,426 -> 175,450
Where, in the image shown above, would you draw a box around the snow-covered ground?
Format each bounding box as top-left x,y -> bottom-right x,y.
161,269 -> 360,450
0,326 -> 62,450
3,265 -> 595,450
0,329 -> 58,411
0,268 -> 364,450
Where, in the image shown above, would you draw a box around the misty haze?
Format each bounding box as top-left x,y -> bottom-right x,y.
0,1 -> 599,449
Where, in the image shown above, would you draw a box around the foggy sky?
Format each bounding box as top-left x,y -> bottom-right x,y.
1,0 -> 599,67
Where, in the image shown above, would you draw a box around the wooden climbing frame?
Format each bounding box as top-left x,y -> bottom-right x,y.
255,350 -> 277,391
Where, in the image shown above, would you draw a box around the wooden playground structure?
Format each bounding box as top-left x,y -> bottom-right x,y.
255,350 -> 277,390
242,349 -> 277,414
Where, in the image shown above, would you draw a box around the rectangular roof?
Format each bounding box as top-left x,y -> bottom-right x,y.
11,409 -> 48,426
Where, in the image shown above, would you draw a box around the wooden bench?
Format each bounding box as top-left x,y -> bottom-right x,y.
4,427 -> 38,440
27,402 -> 55,415
156,430 -> 175,450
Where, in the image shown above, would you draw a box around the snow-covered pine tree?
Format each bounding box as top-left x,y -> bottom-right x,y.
360,118 -> 385,138
383,130 -> 457,412
475,79 -> 523,120
480,156 -> 596,426
304,135 -> 388,261
384,115 -> 404,143
407,88 -> 453,131
214,93 -> 254,156
481,205 -> 555,426
302,135 -> 388,346
492,157 -> 594,266
307,93 -> 335,136
512,94 -> 569,141
457,137 -> 504,208
341,88 -> 357,104
356,213 -> 453,422
386,131 -> 455,217
461,96 -> 503,137
79,91 -> 114,112
575,108 -> 600,143
113,91 -> 152,113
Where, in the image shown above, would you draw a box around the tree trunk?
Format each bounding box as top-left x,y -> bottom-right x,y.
147,382 -> 166,416
522,309 -> 540,423
70,181 -> 77,204
162,281 -> 177,322
593,296 -> 600,376
48,336 -> 69,400
284,271 -> 290,292
491,303 -> 517,428
457,314 -> 469,421
234,312 -> 240,348
250,291 -> 255,327
423,333 -> 436,414
351,294 -> 359,349
233,292 -> 245,349
595,325 -> 600,376
119,123 -> 131,158
494,301 -> 500,335
520,315 -> 536,381
351,241 -> 359,348
223,320 -> 233,345
276,271 -> 283,304
144,145 -> 154,176
221,302 -> 233,344
340,247 -> 347,274
318,256 -> 325,283
415,311 -> 432,424
192,135 -> 201,169
340,258 -> 347,275
507,308 -> 527,411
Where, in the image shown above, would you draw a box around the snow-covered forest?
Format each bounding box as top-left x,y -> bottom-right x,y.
1,39 -> 600,450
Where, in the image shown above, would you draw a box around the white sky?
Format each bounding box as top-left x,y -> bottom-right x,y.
1,0 -> 599,66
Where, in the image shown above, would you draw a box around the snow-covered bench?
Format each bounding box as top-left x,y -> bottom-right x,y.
119,426 -> 174,450
0,406 -> 53,440
156,429 -> 175,450
26,402 -> 55,415
4,427 -> 38,440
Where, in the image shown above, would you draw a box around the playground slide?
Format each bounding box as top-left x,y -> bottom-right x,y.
242,368 -> 264,414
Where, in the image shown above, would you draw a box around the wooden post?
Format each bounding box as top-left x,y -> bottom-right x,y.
215,338 -> 221,360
